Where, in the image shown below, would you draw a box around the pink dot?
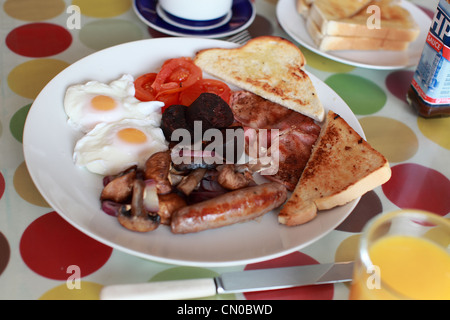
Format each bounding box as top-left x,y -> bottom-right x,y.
243,252 -> 334,300
6,22 -> 72,58
382,163 -> 450,216
418,5 -> 435,19
20,211 -> 112,280
0,172 -> 4,200
385,70 -> 414,102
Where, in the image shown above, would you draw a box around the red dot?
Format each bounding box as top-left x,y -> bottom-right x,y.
20,212 -> 112,280
243,252 -> 334,300
0,232 -> 10,277
6,23 -> 72,58
382,163 -> 450,216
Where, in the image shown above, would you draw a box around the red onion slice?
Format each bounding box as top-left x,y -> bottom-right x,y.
143,179 -> 160,213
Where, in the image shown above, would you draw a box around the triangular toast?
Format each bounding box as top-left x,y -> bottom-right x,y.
194,36 -> 325,122
278,111 -> 391,226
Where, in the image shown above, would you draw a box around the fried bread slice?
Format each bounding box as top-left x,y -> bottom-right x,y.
194,36 -> 325,122
278,110 -> 391,226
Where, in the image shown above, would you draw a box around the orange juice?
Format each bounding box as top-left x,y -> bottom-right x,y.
350,235 -> 450,300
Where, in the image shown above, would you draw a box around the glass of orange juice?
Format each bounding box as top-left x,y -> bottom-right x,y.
349,209 -> 450,300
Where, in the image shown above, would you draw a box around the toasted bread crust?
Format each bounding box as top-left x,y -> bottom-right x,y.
194,36 -> 324,122
278,111 -> 391,226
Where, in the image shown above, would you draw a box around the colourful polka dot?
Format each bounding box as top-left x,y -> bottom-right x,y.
39,281 -> 103,300
0,172 -> 5,200
424,217 -> 450,248
417,116 -> 450,150
336,191 -> 383,233
359,116 -> 418,163
8,59 -> 69,99
301,47 -> 355,73
3,0 -> 65,21
243,252 -> 334,300
385,70 -> 414,103
6,23 -> 72,58
418,5 -> 435,19
334,234 -> 360,264
10,104 -> 31,143
72,0 -> 131,18
13,162 -> 50,207
79,19 -> 143,51
20,211 -> 112,280
0,232 -> 10,277
382,163 -> 450,216
150,267 -> 235,300
248,15 -> 273,38
325,74 -> 386,115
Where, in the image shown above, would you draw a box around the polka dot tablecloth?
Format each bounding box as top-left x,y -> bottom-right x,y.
0,0 -> 449,300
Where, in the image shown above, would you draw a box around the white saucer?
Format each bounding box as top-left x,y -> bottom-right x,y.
133,0 -> 255,38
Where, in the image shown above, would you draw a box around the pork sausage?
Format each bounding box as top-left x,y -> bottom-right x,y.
171,182 -> 287,234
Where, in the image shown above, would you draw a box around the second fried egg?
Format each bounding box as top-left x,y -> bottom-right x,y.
73,118 -> 168,176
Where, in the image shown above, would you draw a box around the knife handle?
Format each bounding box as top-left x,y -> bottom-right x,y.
100,278 -> 217,300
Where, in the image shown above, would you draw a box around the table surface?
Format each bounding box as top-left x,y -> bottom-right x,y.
0,0 -> 448,300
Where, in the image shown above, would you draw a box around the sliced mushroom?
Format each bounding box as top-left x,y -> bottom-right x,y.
157,193 -> 187,225
217,164 -> 254,190
100,167 -> 137,203
118,179 -> 161,232
176,168 -> 207,196
144,150 -> 172,194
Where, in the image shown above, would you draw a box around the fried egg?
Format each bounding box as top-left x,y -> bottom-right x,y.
73,119 -> 168,176
64,74 -> 164,132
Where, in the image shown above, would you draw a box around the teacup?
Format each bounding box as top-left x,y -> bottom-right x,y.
159,0 -> 233,22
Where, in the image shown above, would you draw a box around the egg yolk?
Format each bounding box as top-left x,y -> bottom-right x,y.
91,95 -> 117,111
117,128 -> 148,144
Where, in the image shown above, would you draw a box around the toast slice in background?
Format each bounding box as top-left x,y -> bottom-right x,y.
306,17 -> 411,51
194,36 -> 325,122
278,111 -> 391,226
312,0 -> 372,20
309,0 -> 420,42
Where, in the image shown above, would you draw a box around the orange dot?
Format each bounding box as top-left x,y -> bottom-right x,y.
13,162 -> 50,207
72,0 -> 131,18
91,95 -> 117,111
4,0 -> 65,21
117,128 -> 147,144
7,59 -> 69,99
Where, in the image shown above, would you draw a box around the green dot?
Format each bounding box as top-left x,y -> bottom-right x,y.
10,103 -> 32,143
150,267 -> 236,300
79,19 -> 143,51
325,74 -> 387,115
301,46 -> 355,73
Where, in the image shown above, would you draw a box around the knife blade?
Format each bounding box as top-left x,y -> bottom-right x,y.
100,261 -> 354,300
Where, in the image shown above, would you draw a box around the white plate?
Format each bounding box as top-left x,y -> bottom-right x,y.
277,0 -> 431,70
23,38 -> 363,267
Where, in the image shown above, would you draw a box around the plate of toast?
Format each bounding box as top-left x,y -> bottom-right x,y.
23,37 -> 391,266
277,0 -> 432,69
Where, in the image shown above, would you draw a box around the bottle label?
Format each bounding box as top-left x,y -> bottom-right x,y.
412,0 -> 450,106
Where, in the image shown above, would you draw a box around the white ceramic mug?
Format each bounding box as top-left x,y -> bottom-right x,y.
159,0 -> 233,21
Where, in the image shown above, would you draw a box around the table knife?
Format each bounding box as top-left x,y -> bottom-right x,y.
100,261 -> 354,300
